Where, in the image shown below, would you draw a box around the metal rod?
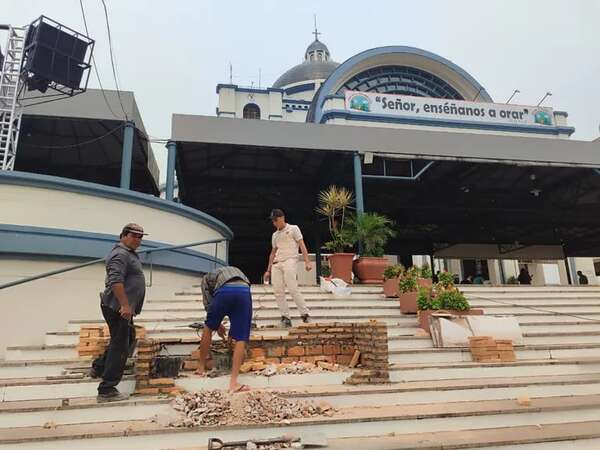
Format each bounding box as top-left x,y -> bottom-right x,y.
0,237 -> 228,290
363,161 -> 434,181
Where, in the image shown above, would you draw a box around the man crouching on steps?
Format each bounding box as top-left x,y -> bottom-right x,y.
196,266 -> 252,393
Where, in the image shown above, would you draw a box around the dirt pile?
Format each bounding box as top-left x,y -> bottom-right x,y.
166,389 -> 334,427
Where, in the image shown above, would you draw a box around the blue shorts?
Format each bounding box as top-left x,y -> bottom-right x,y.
205,285 -> 252,341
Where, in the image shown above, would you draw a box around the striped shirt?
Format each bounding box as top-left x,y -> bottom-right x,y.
200,266 -> 250,310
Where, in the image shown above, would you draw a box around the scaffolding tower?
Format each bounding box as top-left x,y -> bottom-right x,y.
0,25 -> 26,171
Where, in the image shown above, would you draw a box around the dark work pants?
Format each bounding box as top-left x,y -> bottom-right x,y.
94,304 -> 136,394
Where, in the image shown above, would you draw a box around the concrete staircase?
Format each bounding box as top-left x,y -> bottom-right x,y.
2,285 -> 600,449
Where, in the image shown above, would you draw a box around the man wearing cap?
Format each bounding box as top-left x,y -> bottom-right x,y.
264,209 -> 311,327
93,223 -> 147,402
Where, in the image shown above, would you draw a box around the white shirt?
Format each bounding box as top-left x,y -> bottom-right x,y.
272,224 -> 303,263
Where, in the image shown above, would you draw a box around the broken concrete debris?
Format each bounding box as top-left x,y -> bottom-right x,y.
164,389 -> 335,427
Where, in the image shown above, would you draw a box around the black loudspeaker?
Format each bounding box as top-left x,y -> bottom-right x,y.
23,17 -> 93,93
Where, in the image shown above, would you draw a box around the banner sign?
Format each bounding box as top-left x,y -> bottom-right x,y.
344,90 -> 554,127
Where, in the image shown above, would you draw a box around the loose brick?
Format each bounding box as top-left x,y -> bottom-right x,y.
135,388 -> 160,395
264,357 -> 281,364
336,355 -> 352,365
281,356 -> 300,363
148,378 -> 174,386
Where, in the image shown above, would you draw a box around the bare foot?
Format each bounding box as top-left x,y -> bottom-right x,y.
229,383 -> 251,394
194,368 -> 206,376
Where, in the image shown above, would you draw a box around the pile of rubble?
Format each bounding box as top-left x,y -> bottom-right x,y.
166,389 -> 335,428
242,360 -> 345,377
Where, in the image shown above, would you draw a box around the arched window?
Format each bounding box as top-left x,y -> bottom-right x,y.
243,103 -> 261,119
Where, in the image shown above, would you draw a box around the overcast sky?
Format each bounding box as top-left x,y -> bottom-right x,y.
6,0 -> 600,181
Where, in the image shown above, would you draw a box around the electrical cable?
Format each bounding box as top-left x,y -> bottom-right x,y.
78,0 -> 122,120
22,122 -> 124,149
99,0 -> 128,120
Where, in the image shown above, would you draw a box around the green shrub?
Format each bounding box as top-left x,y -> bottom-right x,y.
419,264 -> 433,279
436,289 -> 470,311
398,275 -> 417,293
417,287 -> 442,310
383,264 -> 404,280
437,272 -> 455,288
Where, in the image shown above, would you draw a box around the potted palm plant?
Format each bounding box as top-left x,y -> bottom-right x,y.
348,212 -> 397,284
316,186 -> 355,283
383,263 -> 404,297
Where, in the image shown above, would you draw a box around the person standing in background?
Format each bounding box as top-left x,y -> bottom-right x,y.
264,209 -> 311,327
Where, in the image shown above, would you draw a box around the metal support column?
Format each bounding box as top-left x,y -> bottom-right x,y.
353,152 -> 364,255
120,121 -> 135,189
353,152 -> 364,215
165,140 -> 177,201
565,257 -> 574,285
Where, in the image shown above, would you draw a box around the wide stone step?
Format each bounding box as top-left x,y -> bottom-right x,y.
0,359 -> 85,379
286,373 -> 600,407
310,422 -> 600,450
2,395 -> 600,449
139,306 -> 401,319
66,315 -> 415,331
0,376 -> 136,402
388,343 -> 600,364
390,358 -> 600,382
3,373 -> 600,430
0,397 -> 169,429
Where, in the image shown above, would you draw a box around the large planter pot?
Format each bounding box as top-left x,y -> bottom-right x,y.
417,278 -> 432,288
399,290 -> 418,314
383,277 -> 399,297
418,308 -> 485,334
353,257 -> 388,284
328,253 -> 355,284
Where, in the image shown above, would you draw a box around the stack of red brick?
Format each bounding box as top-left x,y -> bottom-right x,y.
234,320 -> 390,384
344,322 -> 390,384
469,336 -> 516,362
134,338 -> 181,396
77,326 -> 109,358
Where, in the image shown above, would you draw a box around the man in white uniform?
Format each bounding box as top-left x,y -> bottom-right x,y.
264,209 -> 311,327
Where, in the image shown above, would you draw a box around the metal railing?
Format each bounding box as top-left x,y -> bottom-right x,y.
0,237 -> 228,290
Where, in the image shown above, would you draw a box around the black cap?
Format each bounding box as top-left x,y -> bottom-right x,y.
268,209 -> 285,220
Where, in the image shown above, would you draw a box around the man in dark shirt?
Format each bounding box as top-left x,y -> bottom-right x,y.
196,266 -> 252,393
577,270 -> 589,285
93,223 -> 147,402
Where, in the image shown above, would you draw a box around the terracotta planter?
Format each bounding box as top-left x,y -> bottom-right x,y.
353,257 -> 388,284
383,277 -> 399,297
418,308 -> 485,334
417,278 -> 432,288
328,253 -> 355,284
399,290 -> 418,314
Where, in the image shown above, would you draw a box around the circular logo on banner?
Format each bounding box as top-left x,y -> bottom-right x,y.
533,109 -> 552,126
348,93 -> 371,112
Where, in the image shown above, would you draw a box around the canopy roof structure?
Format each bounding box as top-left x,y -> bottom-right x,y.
16,89 -> 159,195
172,114 -> 600,280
